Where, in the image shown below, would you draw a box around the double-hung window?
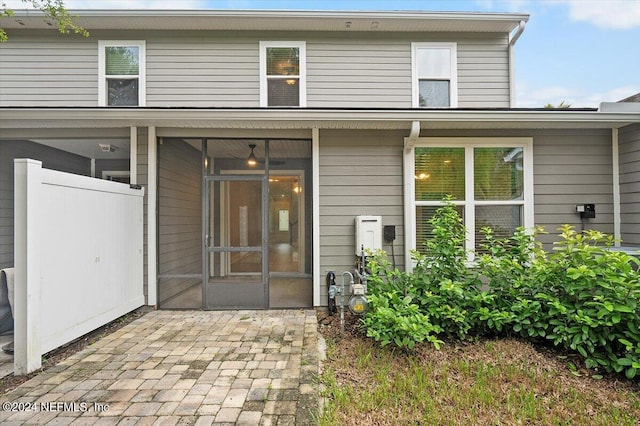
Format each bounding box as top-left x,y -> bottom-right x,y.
411,42 -> 457,108
98,41 -> 146,106
405,138 -> 534,264
259,41 -> 306,107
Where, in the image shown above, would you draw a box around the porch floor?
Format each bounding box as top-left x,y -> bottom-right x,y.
0,310 -> 322,424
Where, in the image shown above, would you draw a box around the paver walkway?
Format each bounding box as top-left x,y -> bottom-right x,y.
0,310 -> 321,425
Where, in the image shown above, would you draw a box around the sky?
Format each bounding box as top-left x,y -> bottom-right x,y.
6,0 -> 640,108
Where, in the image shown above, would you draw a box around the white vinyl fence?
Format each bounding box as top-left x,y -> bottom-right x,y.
14,159 -> 145,375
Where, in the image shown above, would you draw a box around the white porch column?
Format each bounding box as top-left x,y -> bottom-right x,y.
130,127 -> 138,186
13,159 -> 42,375
147,127 -> 157,305
312,128 -> 320,306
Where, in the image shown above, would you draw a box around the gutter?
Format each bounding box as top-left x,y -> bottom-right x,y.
509,20 -> 527,107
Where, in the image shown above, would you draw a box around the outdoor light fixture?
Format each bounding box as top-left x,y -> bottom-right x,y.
99,143 -> 116,153
292,178 -> 301,194
247,144 -> 257,167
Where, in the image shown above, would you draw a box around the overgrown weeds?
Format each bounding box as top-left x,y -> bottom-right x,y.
317,322 -> 640,426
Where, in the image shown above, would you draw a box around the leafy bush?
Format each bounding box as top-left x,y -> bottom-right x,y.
364,201 -> 484,347
478,224 -> 640,379
362,201 -> 640,380
362,289 -> 443,350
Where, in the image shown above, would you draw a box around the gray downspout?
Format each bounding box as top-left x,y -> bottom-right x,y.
509,20 -> 527,107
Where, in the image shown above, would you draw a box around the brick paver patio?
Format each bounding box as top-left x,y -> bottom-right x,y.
0,310 -> 321,425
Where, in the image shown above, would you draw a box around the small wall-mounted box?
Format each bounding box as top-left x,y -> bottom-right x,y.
576,204 -> 596,219
355,215 -> 382,256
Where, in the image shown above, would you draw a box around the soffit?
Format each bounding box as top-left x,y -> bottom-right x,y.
4,9 -> 528,33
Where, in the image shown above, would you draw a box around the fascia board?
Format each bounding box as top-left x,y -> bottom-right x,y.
1,108 -> 638,130
5,9 -> 529,33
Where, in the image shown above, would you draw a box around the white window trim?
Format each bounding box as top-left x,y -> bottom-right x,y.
403,137 -> 534,270
98,40 -> 146,107
259,41 -> 307,107
411,42 -> 458,108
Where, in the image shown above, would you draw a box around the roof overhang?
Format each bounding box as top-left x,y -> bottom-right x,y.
2,9 -> 529,33
1,108 -> 638,132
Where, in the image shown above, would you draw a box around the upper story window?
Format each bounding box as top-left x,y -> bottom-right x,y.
411,42 -> 458,108
259,41 -> 306,107
98,41 -> 146,107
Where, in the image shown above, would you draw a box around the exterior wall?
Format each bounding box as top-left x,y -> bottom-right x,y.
619,123 -> 640,246
0,140 -> 90,270
307,32 -> 509,108
1,30 -> 510,108
157,139 -> 202,304
0,33 -> 98,106
532,129 -> 613,246
421,128 -> 614,248
318,129 -> 406,304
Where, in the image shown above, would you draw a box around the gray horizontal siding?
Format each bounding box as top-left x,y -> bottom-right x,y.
619,123 -> 640,246
308,32 -> 509,108
0,140 -> 90,269
307,39 -> 411,108
147,40 -> 259,107
532,130 -> 613,247
0,34 -> 97,106
318,129 -> 405,303
1,30 -> 510,108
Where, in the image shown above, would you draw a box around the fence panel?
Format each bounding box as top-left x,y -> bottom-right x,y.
14,159 -> 144,375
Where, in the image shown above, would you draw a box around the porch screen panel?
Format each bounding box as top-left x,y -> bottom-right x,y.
158,139 -> 203,308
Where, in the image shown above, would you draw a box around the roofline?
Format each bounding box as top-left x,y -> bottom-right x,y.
3,9 -> 529,33
1,107 -> 637,131
10,9 -> 530,21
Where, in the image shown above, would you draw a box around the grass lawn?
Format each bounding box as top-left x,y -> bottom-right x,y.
317,313 -> 640,425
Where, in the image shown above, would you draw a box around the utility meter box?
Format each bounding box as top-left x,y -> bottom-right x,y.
355,215 -> 382,256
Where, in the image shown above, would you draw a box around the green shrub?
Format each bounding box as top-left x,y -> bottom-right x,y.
479,224 -> 640,378
363,201 -> 640,380
362,289 -> 443,350
364,201 -> 483,346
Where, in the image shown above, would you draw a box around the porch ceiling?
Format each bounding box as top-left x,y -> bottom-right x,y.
1,108 -> 638,132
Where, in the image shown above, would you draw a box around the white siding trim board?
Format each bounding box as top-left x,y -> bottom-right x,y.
147,126 -> 157,306
613,128 -> 621,246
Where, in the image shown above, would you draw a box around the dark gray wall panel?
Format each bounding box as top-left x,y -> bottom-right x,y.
0,140 -> 90,269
